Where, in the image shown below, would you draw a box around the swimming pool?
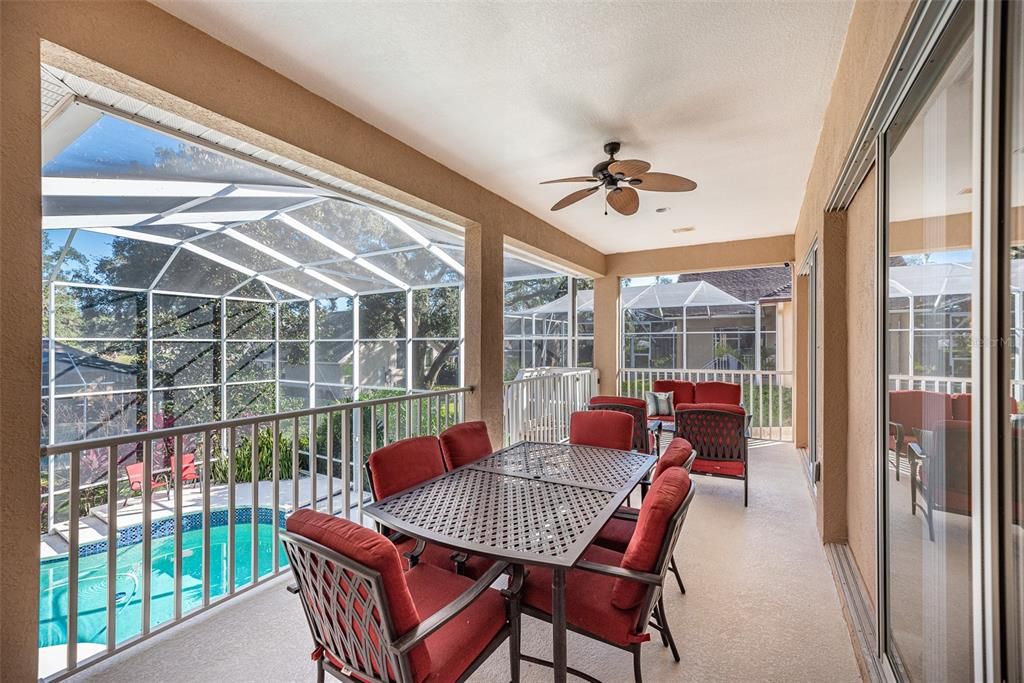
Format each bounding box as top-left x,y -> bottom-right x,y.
39,507 -> 287,649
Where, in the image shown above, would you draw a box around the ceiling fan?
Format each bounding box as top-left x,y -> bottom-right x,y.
540,142 -> 696,216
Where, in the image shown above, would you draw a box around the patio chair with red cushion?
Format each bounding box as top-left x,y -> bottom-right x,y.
519,468 -> 696,682
282,510 -> 521,683
368,435 -> 494,579
439,421 -> 493,470
674,403 -> 750,506
569,410 -> 635,451
588,395 -> 662,456
649,380 -> 696,429
888,390 -> 952,482
123,461 -> 169,506
909,419 -> 972,541
594,437 -> 695,594
169,453 -> 201,489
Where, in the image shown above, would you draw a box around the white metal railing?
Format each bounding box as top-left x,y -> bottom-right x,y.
887,373 -> 972,395
503,368 -> 599,445
619,368 -> 794,442
38,386 -> 471,680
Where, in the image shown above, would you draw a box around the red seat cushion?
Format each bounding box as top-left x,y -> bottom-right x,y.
889,390 -> 953,433
369,436 -> 446,500
594,514 -> 636,553
523,545 -> 646,647
404,563 -> 507,683
695,381 -> 741,405
285,510 -> 430,678
439,421 -> 493,470
653,380 -> 695,414
395,538 -> 496,580
569,410 -> 634,451
691,458 -> 745,477
612,468 -> 692,610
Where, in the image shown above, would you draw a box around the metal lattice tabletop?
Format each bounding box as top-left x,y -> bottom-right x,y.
472,441 -> 654,492
363,441 -> 656,568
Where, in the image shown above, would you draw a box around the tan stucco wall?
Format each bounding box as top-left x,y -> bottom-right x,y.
605,234 -> 794,278
0,2 -> 608,677
789,0 -> 914,547
846,170 -> 878,606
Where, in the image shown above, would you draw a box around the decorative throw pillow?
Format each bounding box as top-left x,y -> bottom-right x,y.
645,391 -> 674,416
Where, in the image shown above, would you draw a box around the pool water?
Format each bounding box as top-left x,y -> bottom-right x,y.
39,517 -> 286,649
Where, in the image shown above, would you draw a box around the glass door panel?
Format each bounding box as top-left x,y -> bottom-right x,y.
1007,1 -> 1024,677
883,18 -> 975,683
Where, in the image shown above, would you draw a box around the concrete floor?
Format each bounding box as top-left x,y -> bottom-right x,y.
70,441 -> 861,683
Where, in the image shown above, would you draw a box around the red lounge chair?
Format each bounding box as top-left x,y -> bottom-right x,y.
588,395 -> 662,455
594,437 -> 696,594
281,510 -> 520,683
519,468 -> 696,682
888,390 -> 952,481
368,435 -> 494,580
569,410 -> 634,451
675,403 -> 750,506
439,421 -> 493,470
169,453 -> 201,488
123,461 -> 169,506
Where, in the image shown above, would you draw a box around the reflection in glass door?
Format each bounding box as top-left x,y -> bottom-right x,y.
1007,2 -> 1024,678
882,15 -> 974,683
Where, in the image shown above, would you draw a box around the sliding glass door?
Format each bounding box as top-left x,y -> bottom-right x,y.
880,8 -> 975,682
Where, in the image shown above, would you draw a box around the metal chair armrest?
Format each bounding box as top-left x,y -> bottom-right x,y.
612,507 -> 640,521
575,560 -> 661,586
908,442 -> 927,460
392,560 -> 511,654
286,583 -> 300,594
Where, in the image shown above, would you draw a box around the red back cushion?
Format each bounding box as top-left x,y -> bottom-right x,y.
675,402 -> 746,416
653,380 -> 695,409
950,393 -> 971,421
369,436 -> 445,500
889,390 -> 952,432
611,468 -> 692,610
653,438 -> 693,480
285,509 -> 430,677
695,381 -> 741,405
439,421 -> 493,470
569,410 -> 634,451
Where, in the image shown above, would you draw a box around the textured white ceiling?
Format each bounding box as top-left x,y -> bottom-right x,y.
154,0 -> 853,254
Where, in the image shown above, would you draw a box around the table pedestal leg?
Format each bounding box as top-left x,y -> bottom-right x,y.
552,567 -> 567,683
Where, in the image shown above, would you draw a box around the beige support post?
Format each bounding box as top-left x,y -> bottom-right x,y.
463,224 -> 505,448
0,18 -> 44,681
592,275 -> 621,396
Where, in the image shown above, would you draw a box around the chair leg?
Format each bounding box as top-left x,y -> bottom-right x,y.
670,556 -> 685,595
658,598 -> 680,662
316,658 -> 325,683
632,645 -> 644,683
509,594 -> 521,681
895,449 -> 901,481
743,474 -> 748,507
654,607 -> 670,648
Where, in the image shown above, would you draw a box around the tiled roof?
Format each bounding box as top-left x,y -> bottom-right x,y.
674,265 -> 792,304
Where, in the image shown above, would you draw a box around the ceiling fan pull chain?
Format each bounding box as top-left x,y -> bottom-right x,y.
604,187 -> 609,216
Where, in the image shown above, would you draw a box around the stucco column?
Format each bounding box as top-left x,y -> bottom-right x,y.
463,223 -> 505,447
592,275 -> 620,395
0,11 -> 44,679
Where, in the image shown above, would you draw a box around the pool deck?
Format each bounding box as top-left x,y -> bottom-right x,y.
41,474 -> 362,559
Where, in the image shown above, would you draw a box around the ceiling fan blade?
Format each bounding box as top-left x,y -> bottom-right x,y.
551,186 -> 599,211
608,186 -> 639,216
630,172 -> 697,192
608,159 -> 651,178
539,176 -> 598,184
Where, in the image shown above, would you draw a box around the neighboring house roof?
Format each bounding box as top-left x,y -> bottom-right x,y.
674,266 -> 792,304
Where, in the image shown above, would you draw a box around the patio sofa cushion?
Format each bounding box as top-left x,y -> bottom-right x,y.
695,381 -> 741,405
439,421 -> 493,470
652,380 -> 695,414
285,510 -> 431,677
403,562 -> 507,683
888,390 -> 952,438
690,458 -> 746,477
950,392 -> 1020,421
369,436 -> 446,500
612,468 -> 692,610
523,544 -> 646,647
569,410 -> 634,451
654,438 -> 694,479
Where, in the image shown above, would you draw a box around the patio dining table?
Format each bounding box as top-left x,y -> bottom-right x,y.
363,440 -> 657,683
